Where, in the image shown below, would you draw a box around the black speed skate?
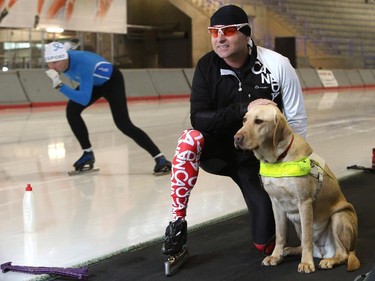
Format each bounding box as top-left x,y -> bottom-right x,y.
347,148 -> 375,173
68,151 -> 99,176
162,218 -> 189,276
347,165 -> 375,173
153,156 -> 172,176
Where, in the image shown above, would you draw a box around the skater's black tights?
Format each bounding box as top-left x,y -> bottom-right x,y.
232,164 -> 275,245
66,67 -> 161,157
200,152 -> 275,245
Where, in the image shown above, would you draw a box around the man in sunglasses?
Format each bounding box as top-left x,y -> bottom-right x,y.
162,4 -> 307,275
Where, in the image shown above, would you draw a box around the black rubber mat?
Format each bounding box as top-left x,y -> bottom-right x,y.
51,172 -> 375,281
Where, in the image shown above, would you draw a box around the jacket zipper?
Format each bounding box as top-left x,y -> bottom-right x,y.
220,69 -> 242,92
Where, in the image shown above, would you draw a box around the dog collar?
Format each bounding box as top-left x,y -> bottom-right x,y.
277,135 -> 294,161
259,157 -> 311,177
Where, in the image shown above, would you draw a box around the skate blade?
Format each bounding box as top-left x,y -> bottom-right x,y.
68,168 -> 100,176
164,246 -> 189,276
347,165 -> 375,173
153,169 -> 171,176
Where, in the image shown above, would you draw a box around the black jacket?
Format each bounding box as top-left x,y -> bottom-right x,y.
190,41 -> 307,142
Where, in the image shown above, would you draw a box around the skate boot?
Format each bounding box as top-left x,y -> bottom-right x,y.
162,218 -> 189,276
73,151 -> 95,171
153,156 -> 171,176
68,151 -> 99,176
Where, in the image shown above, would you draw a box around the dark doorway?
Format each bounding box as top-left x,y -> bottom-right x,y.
275,37 -> 296,68
158,33 -> 191,68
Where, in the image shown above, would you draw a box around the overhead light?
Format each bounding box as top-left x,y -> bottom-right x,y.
46,27 -> 64,33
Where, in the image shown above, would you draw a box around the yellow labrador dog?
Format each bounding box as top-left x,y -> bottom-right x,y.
234,101 -> 360,273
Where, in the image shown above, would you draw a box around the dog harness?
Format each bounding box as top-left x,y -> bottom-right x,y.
259,152 -> 338,199
259,152 -> 327,177
259,157 -> 311,177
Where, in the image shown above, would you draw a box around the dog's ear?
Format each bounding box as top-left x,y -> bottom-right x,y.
272,111 -> 292,147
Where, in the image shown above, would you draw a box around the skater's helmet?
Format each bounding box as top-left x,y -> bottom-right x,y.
44,42 -> 68,63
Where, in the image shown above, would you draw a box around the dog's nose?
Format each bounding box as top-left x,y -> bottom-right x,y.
234,134 -> 243,148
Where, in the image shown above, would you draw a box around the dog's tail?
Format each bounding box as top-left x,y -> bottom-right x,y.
347,251 -> 360,271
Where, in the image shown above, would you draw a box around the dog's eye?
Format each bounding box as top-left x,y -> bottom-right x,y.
242,117 -> 247,124
254,118 -> 263,124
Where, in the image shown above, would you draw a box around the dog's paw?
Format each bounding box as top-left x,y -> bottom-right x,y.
297,262 -> 315,273
262,255 -> 282,266
284,246 -> 302,256
318,258 -> 335,269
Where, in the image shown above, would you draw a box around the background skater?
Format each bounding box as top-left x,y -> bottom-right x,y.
44,41 -> 171,175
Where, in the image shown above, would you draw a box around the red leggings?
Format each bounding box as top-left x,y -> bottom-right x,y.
171,129 -> 204,220
170,129 -> 275,253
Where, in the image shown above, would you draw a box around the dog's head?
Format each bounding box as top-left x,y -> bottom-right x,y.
234,103 -> 293,161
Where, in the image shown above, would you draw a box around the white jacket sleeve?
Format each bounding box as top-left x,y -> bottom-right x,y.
257,47 -> 307,138
279,58 -> 307,138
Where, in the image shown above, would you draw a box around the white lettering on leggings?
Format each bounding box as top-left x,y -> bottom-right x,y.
170,130 -> 203,220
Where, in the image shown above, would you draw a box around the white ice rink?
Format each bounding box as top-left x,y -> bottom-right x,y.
1,88 -> 374,280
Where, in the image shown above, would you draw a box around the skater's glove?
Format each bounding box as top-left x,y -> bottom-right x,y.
45,69 -> 63,89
